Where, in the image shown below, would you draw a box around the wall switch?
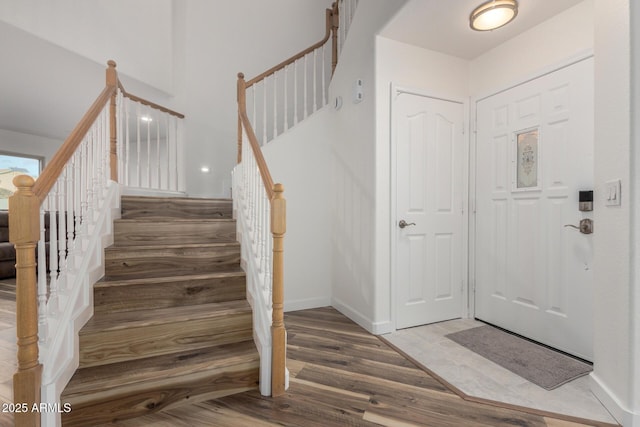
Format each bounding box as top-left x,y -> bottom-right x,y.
353,79 -> 363,103
605,179 -> 621,206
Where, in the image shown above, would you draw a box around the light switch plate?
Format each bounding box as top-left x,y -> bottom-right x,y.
605,179 -> 621,206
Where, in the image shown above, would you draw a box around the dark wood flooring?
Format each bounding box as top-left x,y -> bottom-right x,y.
0,282 -> 616,426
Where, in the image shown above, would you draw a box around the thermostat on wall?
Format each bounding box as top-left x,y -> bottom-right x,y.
353,79 -> 363,103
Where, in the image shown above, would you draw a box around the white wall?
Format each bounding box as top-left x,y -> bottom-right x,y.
590,0 -> 637,425
374,37 -> 469,332
0,129 -> 63,209
1,0 -> 333,199
631,0 -> 640,421
0,128 -> 62,164
470,0 -> 594,97
0,0 -> 175,94
327,0 -> 408,333
182,0 -> 333,199
262,108 -> 332,311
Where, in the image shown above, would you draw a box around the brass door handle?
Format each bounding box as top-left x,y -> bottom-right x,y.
399,220 -> 416,229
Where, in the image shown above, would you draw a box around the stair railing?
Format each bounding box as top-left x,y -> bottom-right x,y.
9,60 -> 185,426
116,84 -> 185,193
233,99 -> 287,396
233,0 -> 358,398
236,2 -> 339,157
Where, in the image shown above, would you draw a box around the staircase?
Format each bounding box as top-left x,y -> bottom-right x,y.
60,195 -> 260,426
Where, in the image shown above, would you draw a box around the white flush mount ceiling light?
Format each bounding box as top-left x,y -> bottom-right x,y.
470,0 -> 518,31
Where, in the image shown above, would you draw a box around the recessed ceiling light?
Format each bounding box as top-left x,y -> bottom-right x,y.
200,166 -> 210,173
470,0 -> 518,31
140,116 -> 153,122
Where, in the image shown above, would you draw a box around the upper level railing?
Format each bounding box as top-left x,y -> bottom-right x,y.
9,60 -> 184,426
236,2 -> 338,158
116,84 -> 185,192
233,0 -> 358,398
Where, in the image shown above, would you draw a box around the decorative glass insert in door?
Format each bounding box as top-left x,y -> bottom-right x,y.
516,128 -> 538,189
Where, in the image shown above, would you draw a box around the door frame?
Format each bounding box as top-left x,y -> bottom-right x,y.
468,50 -> 595,320
390,83 -> 470,330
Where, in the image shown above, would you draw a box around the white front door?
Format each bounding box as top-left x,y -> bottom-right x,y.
394,91 -> 464,329
474,58 -> 594,360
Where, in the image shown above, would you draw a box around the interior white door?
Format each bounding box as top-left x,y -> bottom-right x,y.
395,91 -> 464,329
474,58 -> 594,360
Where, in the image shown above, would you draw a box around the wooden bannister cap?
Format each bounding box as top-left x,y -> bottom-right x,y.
107,59 -> 117,68
237,72 -> 245,79
13,174 -> 35,189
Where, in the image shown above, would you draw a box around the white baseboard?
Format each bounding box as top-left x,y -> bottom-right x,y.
590,372 -> 639,426
121,186 -> 187,198
284,296 -> 331,313
331,297 -> 392,335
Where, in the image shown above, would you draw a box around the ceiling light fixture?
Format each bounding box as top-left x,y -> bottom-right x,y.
140,116 -> 153,122
470,0 -> 518,31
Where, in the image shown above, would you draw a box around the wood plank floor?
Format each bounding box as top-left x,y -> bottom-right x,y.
0,287 -> 615,426
0,278 -> 16,427
96,307 -> 610,427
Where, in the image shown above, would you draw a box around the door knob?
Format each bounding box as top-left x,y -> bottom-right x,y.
399,220 -> 416,229
564,218 -> 593,234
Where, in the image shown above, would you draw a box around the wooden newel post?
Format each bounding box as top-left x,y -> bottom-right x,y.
9,175 -> 42,427
331,2 -> 339,75
107,60 -> 118,182
237,73 -> 247,164
270,183 -> 286,397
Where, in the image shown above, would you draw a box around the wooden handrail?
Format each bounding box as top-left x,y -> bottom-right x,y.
245,4 -> 337,88
119,88 -> 185,119
33,85 -> 116,202
238,110 -> 275,199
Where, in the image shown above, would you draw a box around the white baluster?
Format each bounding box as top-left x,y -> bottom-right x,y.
262,80 -> 267,145
304,54 -> 308,119
125,96 -> 131,186
252,85 -> 257,130
136,102 -> 142,187
166,114 -> 171,190
284,65 -> 288,131
273,73 -> 278,140
48,186 -> 59,316
146,106 -> 151,188
294,60 -> 299,126
260,191 -> 267,277
313,49 -> 317,113
86,130 -> 95,225
156,110 -> 161,189
322,44 -> 327,106
257,183 -> 263,273
37,204 -> 48,344
80,140 -> 88,238
58,168 -> 68,295
67,156 -> 76,267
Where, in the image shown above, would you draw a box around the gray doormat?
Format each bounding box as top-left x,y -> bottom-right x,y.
445,325 -> 592,390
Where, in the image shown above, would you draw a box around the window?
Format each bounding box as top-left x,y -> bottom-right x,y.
0,151 -> 43,210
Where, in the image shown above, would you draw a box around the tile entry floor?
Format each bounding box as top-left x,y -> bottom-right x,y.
383,318 -> 618,425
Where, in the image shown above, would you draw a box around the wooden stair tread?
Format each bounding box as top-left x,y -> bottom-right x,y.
63,341 -> 259,399
115,218 -> 236,224
94,270 -> 246,289
105,241 -> 240,251
81,300 -> 251,334
121,196 -> 232,203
